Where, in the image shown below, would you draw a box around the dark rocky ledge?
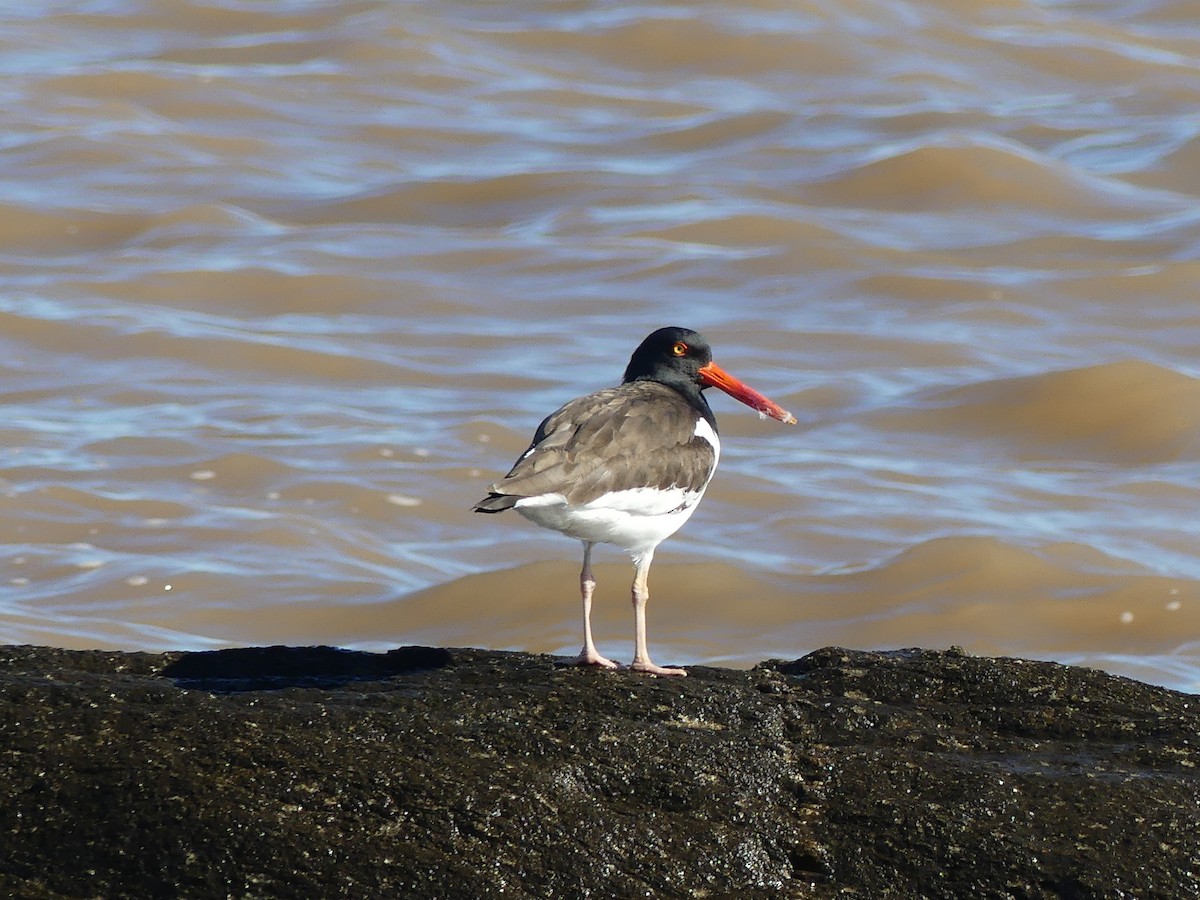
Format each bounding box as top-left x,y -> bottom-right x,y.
1,644 -> 1197,898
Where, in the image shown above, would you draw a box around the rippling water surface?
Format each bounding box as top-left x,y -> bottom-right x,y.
2,0 -> 1199,691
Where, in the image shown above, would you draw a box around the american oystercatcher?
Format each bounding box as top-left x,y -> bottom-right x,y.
473,326 -> 796,676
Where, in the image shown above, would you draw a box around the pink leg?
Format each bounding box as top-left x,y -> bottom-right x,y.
628,550 -> 686,677
573,542 -> 619,669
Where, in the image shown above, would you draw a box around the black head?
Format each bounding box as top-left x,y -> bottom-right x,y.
622,326 -> 712,387
621,326 -> 799,426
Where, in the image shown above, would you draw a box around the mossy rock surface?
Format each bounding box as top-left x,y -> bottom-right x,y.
1,644 -> 1197,898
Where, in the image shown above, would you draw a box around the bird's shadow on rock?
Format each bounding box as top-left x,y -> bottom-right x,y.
158,645 -> 453,693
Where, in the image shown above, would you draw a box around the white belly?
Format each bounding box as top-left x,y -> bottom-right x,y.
516,487 -> 706,556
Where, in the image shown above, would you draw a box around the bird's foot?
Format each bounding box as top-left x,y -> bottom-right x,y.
630,659 -> 687,677
572,648 -> 622,670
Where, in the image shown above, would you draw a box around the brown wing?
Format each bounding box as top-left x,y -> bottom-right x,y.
473,381 -> 717,511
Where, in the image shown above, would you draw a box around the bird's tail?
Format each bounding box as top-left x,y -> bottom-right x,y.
472,493 -> 518,513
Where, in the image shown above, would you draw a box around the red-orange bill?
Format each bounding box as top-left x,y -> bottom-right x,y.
698,361 -> 797,424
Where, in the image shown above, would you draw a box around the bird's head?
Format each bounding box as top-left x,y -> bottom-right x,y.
623,327 -> 796,424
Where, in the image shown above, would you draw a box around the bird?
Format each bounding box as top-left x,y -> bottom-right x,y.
473,326 -> 796,676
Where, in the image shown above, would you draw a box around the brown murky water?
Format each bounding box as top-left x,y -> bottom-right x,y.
2,0 -> 1199,690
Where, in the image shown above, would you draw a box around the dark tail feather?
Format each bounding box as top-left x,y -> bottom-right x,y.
473,493 -> 518,513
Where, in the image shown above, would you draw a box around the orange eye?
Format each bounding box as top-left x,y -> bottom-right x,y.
671,341 -> 688,357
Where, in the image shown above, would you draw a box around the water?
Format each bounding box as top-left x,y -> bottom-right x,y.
1,0 -> 1198,691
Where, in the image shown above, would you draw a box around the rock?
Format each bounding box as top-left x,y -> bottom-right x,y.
0,643 -> 1197,898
